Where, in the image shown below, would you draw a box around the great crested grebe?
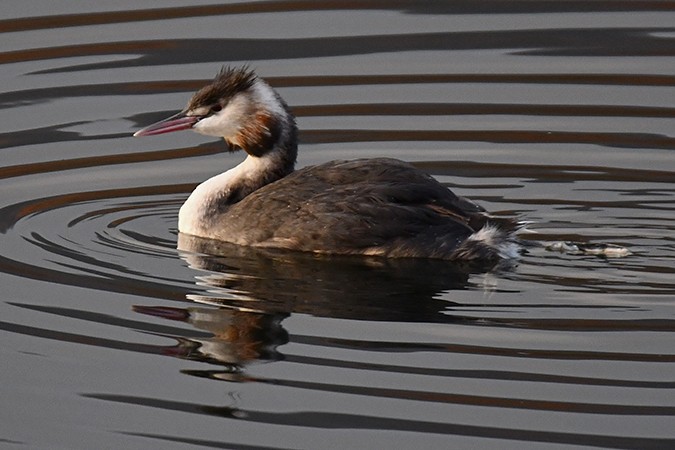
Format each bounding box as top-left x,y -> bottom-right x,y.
134,67 -> 521,262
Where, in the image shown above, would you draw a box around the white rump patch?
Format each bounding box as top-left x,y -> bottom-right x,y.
468,225 -> 521,259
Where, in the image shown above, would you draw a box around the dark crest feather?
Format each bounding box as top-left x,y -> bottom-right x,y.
188,66 -> 257,109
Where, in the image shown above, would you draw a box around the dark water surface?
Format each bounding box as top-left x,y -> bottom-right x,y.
1,2 -> 674,449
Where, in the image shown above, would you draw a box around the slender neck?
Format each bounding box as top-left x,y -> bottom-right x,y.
231,103 -> 298,199
219,80 -> 298,198
178,117 -> 297,236
229,137 -> 297,202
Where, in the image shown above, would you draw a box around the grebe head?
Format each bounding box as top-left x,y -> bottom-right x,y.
134,67 -> 298,237
134,66 -> 296,159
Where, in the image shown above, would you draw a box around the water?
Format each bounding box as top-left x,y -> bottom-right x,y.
1,2 -> 674,449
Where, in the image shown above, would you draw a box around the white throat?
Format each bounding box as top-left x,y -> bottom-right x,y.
178,153 -> 280,236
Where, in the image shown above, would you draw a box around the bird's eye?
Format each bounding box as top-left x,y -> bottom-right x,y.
210,104 -> 222,113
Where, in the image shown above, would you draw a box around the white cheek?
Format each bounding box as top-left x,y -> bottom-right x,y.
192,95 -> 250,138
193,114 -> 237,137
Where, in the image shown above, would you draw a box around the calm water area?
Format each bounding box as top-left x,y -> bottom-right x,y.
1,1 -> 674,449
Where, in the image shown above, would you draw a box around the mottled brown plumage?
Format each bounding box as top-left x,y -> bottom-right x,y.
205,158 -> 518,262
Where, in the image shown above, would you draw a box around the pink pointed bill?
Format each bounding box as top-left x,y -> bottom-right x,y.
133,112 -> 200,137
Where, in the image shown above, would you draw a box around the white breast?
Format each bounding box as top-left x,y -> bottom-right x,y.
178,152 -> 281,237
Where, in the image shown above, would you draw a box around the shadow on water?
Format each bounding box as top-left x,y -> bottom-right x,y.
131,234 -> 485,381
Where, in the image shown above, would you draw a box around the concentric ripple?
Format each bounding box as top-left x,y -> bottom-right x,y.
0,181 -> 192,298
1,2 -> 674,449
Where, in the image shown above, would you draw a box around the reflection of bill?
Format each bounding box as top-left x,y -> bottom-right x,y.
133,304 -> 287,382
